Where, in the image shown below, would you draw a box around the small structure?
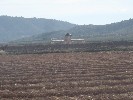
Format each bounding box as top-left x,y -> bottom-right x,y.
51,33 -> 85,44
64,33 -> 72,44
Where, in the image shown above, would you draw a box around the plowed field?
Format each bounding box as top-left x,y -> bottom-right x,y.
0,51 -> 133,100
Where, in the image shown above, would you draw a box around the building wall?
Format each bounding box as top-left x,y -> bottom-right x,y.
64,36 -> 72,44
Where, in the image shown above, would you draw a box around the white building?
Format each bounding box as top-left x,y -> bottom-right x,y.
51,33 -> 85,44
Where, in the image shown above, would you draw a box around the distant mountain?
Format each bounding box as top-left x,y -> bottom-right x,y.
0,16 -> 76,42
16,18 -> 133,43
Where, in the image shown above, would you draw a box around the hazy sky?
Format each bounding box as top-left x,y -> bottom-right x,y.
0,0 -> 133,25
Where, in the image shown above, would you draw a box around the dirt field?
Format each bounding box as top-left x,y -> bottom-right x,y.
0,51 -> 133,100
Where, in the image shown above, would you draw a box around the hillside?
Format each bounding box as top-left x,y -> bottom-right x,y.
0,16 -> 76,42
16,18 -> 133,43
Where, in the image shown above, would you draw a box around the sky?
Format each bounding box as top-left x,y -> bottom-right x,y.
0,0 -> 133,25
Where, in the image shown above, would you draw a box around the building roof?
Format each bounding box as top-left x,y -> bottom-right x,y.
65,33 -> 72,36
51,38 -> 64,42
71,39 -> 84,41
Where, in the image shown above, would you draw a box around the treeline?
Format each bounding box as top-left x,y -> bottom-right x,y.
2,41 -> 133,54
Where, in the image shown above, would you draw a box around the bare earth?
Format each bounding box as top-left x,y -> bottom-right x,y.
0,51 -> 133,100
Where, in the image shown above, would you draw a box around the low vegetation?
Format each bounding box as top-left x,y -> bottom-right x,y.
0,50 -> 6,55
2,41 -> 133,54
